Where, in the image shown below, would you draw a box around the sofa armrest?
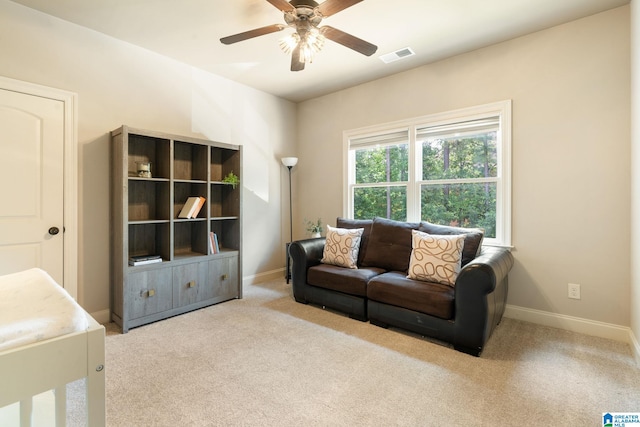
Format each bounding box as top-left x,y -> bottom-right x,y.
456,246 -> 514,295
453,246 -> 514,354
289,238 -> 326,302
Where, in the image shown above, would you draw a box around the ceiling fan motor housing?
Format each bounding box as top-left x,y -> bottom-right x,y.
289,0 -> 320,8
285,0 -> 323,28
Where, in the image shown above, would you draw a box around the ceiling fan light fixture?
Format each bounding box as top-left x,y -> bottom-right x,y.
280,28 -> 325,63
279,33 -> 301,54
302,29 -> 325,62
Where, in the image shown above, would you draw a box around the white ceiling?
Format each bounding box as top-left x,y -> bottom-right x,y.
10,0 -> 629,102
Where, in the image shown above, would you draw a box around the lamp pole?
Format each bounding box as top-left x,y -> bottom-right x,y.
287,165 -> 293,245
281,157 -> 298,283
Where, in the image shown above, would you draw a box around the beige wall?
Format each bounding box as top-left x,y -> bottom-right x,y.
1,0 -> 636,352
0,0 -> 297,315
631,0 -> 640,361
297,7 -> 631,327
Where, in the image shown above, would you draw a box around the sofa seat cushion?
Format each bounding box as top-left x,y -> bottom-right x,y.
367,271 -> 455,320
308,264 -> 385,297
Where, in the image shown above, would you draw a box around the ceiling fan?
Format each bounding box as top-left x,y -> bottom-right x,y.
220,0 -> 378,71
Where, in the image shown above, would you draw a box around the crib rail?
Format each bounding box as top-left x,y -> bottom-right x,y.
0,318 -> 105,426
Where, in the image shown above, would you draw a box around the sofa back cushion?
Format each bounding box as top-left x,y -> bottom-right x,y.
336,217 -> 373,266
361,217 -> 420,272
418,221 -> 484,266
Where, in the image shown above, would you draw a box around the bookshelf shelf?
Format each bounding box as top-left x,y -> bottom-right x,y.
111,126 -> 242,333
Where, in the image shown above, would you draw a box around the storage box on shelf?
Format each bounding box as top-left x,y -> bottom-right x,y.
111,126 -> 242,332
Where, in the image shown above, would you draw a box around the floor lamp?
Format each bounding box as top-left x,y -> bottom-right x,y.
282,157 -> 298,283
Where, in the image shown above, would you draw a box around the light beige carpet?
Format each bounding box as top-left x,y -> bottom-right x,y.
96,278 -> 639,426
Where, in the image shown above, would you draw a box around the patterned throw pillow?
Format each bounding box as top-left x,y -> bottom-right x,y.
321,225 -> 365,269
418,221 -> 484,266
407,230 -> 465,286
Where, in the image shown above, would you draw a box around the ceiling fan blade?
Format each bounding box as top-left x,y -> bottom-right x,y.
320,26 -> 377,56
266,0 -> 296,13
291,45 -> 305,71
317,0 -> 363,17
220,24 -> 285,45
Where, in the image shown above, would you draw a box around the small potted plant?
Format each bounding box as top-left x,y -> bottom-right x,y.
222,171 -> 239,189
305,218 -> 323,238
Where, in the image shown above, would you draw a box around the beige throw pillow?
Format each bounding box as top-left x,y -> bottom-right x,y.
407,230 -> 465,286
321,225 -> 364,269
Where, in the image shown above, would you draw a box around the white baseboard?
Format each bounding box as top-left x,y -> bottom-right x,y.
631,329 -> 640,367
504,304 -> 632,344
243,268 -> 285,285
89,309 -> 111,325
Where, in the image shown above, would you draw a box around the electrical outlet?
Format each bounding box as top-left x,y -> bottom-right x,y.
568,283 -> 581,300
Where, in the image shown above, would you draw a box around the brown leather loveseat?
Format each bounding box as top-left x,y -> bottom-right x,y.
289,217 -> 514,356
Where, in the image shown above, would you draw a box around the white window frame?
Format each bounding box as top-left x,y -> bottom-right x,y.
343,100 -> 512,247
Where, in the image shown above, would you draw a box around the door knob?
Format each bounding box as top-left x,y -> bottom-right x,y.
48,227 -> 60,235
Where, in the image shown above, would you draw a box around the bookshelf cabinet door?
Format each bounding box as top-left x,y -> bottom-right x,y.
173,261 -> 209,306
127,267 -> 173,319
209,255 -> 239,300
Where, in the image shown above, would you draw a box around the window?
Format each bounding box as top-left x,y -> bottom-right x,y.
344,101 -> 511,246
350,130 -> 409,221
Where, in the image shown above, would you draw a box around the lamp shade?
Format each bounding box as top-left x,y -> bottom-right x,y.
281,157 -> 298,167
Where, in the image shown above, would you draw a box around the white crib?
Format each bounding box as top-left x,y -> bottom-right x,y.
0,268 -> 105,426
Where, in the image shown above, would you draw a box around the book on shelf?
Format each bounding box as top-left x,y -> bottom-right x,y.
178,197 -> 198,218
209,232 -> 220,254
178,196 -> 205,219
129,254 -> 162,266
191,196 -> 206,217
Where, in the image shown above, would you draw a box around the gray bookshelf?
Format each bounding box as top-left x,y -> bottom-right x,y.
110,126 -> 242,332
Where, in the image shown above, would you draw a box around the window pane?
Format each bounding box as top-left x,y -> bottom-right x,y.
421,132 -> 497,180
355,144 -> 408,184
421,182 -> 496,238
354,186 -> 406,221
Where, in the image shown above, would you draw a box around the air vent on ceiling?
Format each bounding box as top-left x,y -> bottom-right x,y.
379,47 -> 416,64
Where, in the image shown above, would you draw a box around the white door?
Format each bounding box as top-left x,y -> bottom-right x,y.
0,88 -> 65,284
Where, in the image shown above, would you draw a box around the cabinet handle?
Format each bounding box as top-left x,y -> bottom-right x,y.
147,289 -> 155,297
221,274 -> 228,280
188,281 -> 196,288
